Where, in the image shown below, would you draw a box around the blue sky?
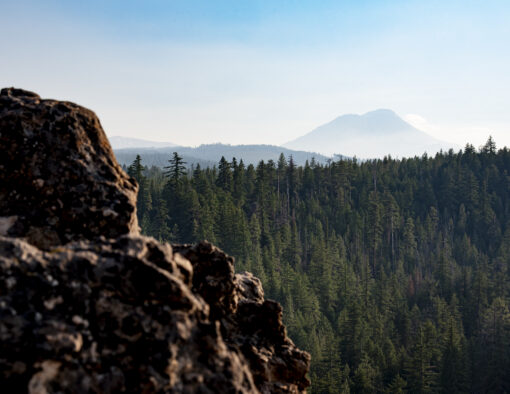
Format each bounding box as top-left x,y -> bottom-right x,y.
1,0 -> 509,148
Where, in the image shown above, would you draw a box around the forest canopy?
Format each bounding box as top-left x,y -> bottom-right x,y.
126,137 -> 510,393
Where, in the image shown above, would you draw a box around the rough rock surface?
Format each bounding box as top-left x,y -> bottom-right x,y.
174,244 -> 310,393
0,87 -> 139,249
0,89 -> 310,393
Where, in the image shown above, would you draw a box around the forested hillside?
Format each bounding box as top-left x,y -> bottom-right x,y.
126,137 -> 510,393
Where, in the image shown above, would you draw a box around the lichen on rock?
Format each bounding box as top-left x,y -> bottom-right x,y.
0,87 -> 139,249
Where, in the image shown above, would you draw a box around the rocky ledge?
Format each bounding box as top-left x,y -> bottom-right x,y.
0,88 -> 310,393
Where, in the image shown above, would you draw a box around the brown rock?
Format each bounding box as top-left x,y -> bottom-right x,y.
0,87 -> 138,249
0,88 -> 310,393
0,235 -> 258,393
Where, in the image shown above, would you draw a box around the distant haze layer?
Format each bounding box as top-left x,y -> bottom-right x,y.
109,136 -> 178,150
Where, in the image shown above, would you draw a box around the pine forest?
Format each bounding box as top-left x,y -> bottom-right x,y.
126,137 -> 510,393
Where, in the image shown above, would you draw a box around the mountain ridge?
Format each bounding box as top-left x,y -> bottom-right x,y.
114,142 -> 338,169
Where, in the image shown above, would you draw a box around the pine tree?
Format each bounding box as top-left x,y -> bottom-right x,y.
386,374 -> 406,393
163,152 -> 187,187
127,154 -> 152,220
439,318 -> 468,393
481,136 -> 496,155
367,190 -> 383,275
216,156 -> 232,191
479,297 -> 510,392
353,353 -> 378,393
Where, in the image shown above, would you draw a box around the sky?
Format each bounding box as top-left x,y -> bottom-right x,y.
1,0 -> 509,149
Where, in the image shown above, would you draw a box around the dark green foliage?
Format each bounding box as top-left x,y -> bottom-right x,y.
163,152 -> 187,187
131,139 -> 510,393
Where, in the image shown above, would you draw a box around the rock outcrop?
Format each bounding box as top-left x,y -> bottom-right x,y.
0,88 -> 310,393
0,88 -> 139,249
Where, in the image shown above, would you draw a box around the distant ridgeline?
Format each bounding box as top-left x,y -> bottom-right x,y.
114,143 -> 337,169
128,137 -> 510,393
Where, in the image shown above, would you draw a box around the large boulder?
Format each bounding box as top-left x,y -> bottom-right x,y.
0,89 -> 310,393
0,88 -> 139,249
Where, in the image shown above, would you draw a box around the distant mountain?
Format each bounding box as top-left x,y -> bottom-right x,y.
284,109 -> 458,159
114,143 -> 334,169
109,136 -> 178,150
114,148 -> 215,169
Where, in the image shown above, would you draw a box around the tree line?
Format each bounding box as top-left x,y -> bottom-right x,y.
126,137 -> 510,393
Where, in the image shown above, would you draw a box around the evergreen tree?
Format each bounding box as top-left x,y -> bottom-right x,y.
127,155 -> 152,221
163,152 -> 187,187
216,156 -> 232,191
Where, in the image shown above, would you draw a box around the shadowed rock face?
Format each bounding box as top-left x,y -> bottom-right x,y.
0,87 -> 139,249
174,244 -> 311,393
0,89 -> 310,393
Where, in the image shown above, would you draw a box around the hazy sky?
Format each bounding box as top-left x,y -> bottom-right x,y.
1,0 -> 509,149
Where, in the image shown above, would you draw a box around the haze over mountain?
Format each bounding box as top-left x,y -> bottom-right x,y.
285,109 -> 458,159
109,136 -> 179,150
112,109 -> 457,165
114,143 -> 334,169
